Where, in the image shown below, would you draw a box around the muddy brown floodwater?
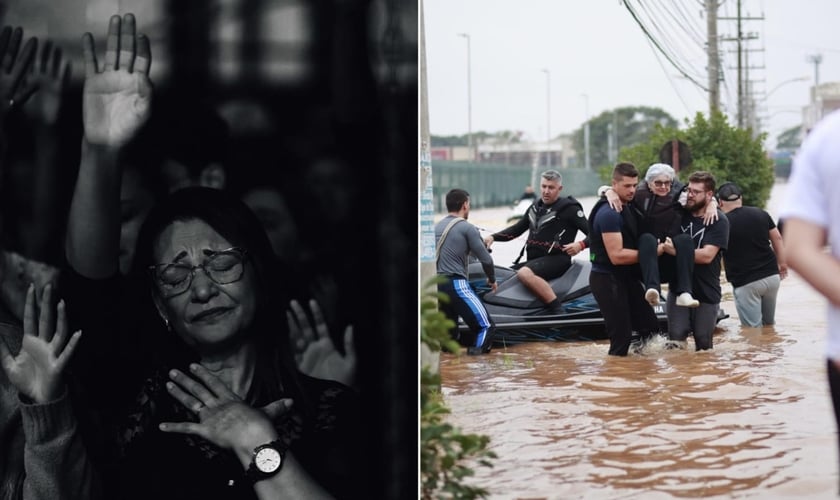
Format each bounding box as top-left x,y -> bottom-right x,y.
438,181 -> 839,499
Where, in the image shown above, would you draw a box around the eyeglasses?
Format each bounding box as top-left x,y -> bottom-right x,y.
686,188 -> 706,197
652,180 -> 672,187
149,247 -> 247,297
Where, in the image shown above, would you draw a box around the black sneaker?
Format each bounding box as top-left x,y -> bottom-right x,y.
629,332 -> 643,354
467,346 -> 488,355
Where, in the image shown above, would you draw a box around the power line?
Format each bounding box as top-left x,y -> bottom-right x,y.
644,33 -> 694,115
623,0 -> 709,91
636,0 -> 707,81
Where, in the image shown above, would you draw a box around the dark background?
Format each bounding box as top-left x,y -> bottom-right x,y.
0,0 -> 418,497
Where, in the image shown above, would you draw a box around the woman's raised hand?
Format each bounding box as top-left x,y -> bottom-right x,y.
82,13 -> 152,147
0,25 -> 38,119
287,299 -> 356,389
22,39 -> 71,127
0,283 -> 82,403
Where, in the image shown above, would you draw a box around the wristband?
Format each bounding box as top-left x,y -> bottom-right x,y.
579,241 -> 586,250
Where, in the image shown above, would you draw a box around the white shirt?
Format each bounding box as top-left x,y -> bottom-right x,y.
779,108 -> 840,359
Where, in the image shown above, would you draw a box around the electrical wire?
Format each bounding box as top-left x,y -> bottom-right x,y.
622,0 -> 709,91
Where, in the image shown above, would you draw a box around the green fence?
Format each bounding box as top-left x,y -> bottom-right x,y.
431,161 -> 604,212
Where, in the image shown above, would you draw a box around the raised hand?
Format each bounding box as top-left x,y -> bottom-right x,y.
287,299 -> 356,389
0,283 -> 82,403
159,364 -> 291,452
22,39 -> 71,127
82,13 -> 152,146
0,26 -> 38,119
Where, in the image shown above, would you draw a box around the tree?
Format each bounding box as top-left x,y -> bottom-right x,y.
572,106 -> 678,170
420,278 -> 495,499
775,125 -> 802,150
620,111 -> 774,208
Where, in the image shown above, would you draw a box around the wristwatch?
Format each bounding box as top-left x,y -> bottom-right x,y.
245,439 -> 286,483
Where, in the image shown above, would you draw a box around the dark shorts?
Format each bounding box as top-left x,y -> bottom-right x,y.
520,254 -> 572,281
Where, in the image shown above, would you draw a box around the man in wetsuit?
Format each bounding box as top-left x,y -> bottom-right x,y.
484,170 -> 589,314
435,188 -> 497,355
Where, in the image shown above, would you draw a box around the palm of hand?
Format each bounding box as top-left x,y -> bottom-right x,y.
4,334 -> 62,402
24,72 -> 63,125
299,335 -> 354,387
83,70 -> 151,145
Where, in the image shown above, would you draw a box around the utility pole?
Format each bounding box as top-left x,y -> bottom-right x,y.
581,93 -> 591,171
542,68 -> 551,167
457,33 -> 472,161
736,0 -> 743,127
808,53 -> 824,122
719,3 -> 763,128
419,0 -> 436,290
706,0 -> 720,115
808,53 -> 823,86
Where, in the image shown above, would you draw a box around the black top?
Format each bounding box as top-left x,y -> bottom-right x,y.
678,210 -> 729,304
587,197 -> 643,276
633,181 -> 685,240
492,196 -> 589,260
722,206 -> 780,288
61,267 -> 361,500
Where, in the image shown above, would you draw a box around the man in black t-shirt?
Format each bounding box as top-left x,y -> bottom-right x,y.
717,182 -> 788,327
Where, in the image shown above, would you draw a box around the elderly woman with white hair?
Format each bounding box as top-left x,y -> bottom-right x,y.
602,163 -> 718,310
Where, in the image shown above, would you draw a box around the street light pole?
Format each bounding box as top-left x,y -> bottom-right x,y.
766,76 -> 809,99
760,76 -> 809,134
457,33 -> 472,162
541,68 -> 551,167
581,93 -> 591,171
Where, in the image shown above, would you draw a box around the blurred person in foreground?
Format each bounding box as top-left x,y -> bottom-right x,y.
0,23 -> 99,500
778,108 -> 840,494
717,182 -> 787,328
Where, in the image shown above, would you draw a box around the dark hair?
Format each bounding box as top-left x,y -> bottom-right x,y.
131,187 -> 311,413
612,162 -> 639,180
445,188 -> 470,212
688,171 -> 716,193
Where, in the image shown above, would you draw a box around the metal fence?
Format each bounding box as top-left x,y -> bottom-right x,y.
431,161 -> 604,212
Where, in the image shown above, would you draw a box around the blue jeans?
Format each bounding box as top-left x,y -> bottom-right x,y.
732,274 -> 781,327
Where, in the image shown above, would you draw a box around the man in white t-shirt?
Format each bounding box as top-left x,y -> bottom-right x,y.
778,108 -> 840,494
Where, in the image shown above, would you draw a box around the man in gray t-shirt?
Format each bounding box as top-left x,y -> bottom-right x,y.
435,189 -> 496,355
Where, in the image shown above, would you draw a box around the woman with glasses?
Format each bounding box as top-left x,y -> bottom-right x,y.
602,163 -> 718,313
66,186 -> 361,500
60,13 -> 359,500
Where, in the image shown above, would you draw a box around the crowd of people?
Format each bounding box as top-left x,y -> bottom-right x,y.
0,8 -> 400,499
438,161 -> 787,357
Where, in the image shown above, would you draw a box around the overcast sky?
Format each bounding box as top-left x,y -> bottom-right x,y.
421,0 -> 840,150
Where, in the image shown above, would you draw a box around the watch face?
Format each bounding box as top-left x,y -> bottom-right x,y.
255,447 -> 283,474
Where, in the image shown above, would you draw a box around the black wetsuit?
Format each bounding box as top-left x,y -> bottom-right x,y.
490,196 -> 589,280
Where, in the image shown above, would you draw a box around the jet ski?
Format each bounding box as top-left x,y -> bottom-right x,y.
459,258 -> 729,346
506,198 -> 533,223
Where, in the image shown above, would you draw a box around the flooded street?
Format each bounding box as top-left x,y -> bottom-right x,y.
438,181 -> 839,499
